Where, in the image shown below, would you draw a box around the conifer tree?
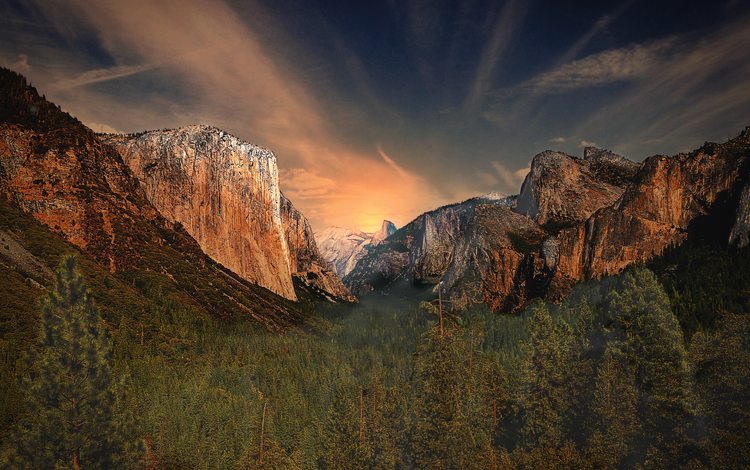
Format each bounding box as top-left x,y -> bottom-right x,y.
518,304 -> 570,450
586,342 -> 640,468
322,388 -> 371,469
411,326 -> 480,469
6,256 -> 138,468
366,376 -> 401,469
689,313 -> 750,469
608,268 -> 697,466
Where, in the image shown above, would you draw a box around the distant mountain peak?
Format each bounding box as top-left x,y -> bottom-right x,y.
372,220 -> 397,244
316,220 -> 397,278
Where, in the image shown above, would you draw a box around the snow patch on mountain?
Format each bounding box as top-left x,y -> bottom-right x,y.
316,220 -> 397,277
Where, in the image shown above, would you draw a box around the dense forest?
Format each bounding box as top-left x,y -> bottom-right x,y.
1,235 -> 749,468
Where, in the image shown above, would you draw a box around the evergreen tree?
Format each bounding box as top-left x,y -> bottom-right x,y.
690,313 -> 750,469
366,376 -> 401,469
518,304 -> 570,449
515,304 -> 584,469
411,326 -> 485,469
322,388 -> 371,469
586,342 -> 641,468
6,256 -> 139,468
608,268 -> 697,467
560,297 -> 595,446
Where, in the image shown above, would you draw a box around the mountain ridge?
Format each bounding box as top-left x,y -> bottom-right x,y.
0,68 -> 319,329
315,219 -> 397,278
345,136 -> 750,311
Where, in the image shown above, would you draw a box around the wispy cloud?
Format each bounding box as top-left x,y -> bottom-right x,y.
480,3 -> 633,127
8,53 -> 31,75
573,13 -> 750,155
49,63 -> 157,91
377,146 -> 410,180
498,37 -> 677,97
464,0 -> 527,112
279,168 -> 337,200
558,1 -> 634,64
490,161 -> 528,193
87,122 -> 123,134
8,0 -> 446,232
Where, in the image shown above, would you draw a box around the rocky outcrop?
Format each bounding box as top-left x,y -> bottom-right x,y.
0,73 -> 160,272
514,148 -> 638,228
729,180 -> 750,248
104,126 -> 353,303
103,127 -> 297,300
371,220 -> 397,244
348,134 -> 749,312
280,194 -> 355,302
344,195 -> 545,310
316,220 -> 397,278
551,135 -> 750,294
316,226 -> 371,277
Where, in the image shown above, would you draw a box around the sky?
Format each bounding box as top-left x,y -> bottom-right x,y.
2,0 -> 750,232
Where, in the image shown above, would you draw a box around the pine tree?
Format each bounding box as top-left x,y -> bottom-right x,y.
518,304 -> 570,450
586,342 -> 641,468
6,256 -> 139,468
690,313 -> 750,469
608,268 -> 697,467
411,326 -> 482,469
322,388 -> 371,469
366,376 -> 401,469
561,297 -> 595,446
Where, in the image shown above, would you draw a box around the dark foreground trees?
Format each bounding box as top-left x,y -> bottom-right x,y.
5,256 -> 138,468
2,256 -> 748,468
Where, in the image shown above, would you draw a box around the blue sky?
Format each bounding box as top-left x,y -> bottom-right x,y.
2,0 -> 749,231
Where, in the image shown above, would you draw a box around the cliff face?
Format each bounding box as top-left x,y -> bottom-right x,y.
280,194 -> 356,302
550,136 -> 750,294
514,148 -> 639,228
104,127 -> 353,303
0,72 -> 159,272
344,195 -> 545,310
371,220 -> 397,244
347,135 -> 749,312
0,68 -> 303,329
729,179 -> 750,248
103,127 -> 297,300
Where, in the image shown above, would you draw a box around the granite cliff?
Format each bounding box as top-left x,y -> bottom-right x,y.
102,127 -> 352,303
514,147 -> 639,228
0,68 -> 303,329
280,194 -> 356,302
549,133 -> 750,296
346,135 -> 750,312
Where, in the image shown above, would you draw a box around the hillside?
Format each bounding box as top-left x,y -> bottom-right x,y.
0,68 -> 306,329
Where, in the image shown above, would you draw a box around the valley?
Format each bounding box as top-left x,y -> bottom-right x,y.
2,2 -> 750,464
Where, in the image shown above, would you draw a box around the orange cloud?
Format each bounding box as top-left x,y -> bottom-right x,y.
30,0 -> 449,232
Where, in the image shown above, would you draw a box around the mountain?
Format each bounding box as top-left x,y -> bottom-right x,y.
101,127 -> 353,303
279,194 -> 356,302
315,219 -> 396,278
371,219 -> 398,244
515,147 -> 639,229
101,126 -> 295,298
343,194 -> 542,310
345,135 -> 750,312
549,133 -> 750,297
0,68 -> 308,329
